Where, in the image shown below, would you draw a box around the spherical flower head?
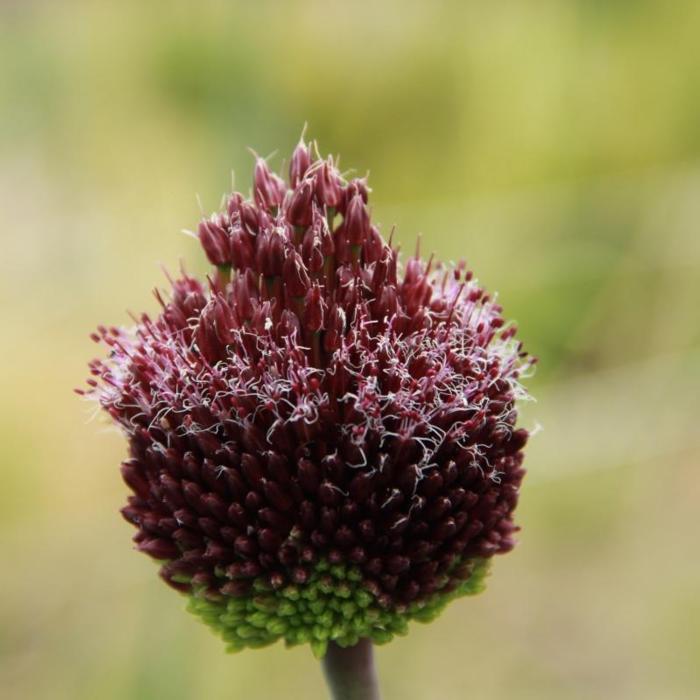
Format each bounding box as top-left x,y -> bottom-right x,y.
83,138 -> 534,658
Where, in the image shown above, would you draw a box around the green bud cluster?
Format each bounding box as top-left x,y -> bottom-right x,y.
186,558 -> 490,657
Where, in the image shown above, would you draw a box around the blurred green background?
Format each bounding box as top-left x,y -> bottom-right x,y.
2,1 -> 699,698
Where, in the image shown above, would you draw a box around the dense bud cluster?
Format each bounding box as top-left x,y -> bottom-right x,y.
83,138 -> 534,656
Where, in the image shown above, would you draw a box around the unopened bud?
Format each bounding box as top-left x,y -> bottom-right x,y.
340,178 -> 369,214
257,231 -> 286,277
344,194 -> 370,246
254,158 -> 286,211
198,217 -> 230,266
323,304 -> 346,352
278,309 -> 301,341
315,159 -> 342,209
289,139 -> 312,188
304,283 -> 326,333
302,227 -> 325,274
283,251 -> 311,297
286,179 -> 314,227
230,226 -> 255,271
363,225 -> 383,263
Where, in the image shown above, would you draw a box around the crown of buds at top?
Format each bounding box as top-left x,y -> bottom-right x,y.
82,137 -> 534,658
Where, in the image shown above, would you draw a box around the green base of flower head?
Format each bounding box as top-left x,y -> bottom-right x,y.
184,558 -> 490,658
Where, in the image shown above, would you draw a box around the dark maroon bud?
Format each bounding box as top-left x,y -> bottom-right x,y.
226,192 -> 244,219
286,179 -> 314,227
349,471 -> 375,502
363,225 -> 384,263
349,546 -> 367,564
292,566 -> 309,584
323,304 -> 346,353
120,461 -> 150,499
202,492 -> 228,522
320,506 -> 339,532
386,555 -> 411,575
289,139 -> 312,188
182,480 -> 205,513
319,481 -> 341,507
173,528 -> 202,550
508,428 -> 529,452
230,227 -> 255,271
358,519 -> 375,542
365,558 -> 383,576
198,218 -> 230,266
283,251 -> 311,297
232,275 -> 254,323
138,538 -> 179,560
278,309 -> 301,341
264,451 -> 291,484
205,541 -> 231,562
263,479 -> 293,512
425,496 -> 451,522
304,283 -> 326,333
234,535 -> 258,558
333,222 -> 350,263
172,509 -> 196,529
241,453 -> 264,489
239,201 -> 260,233
278,545 -> 298,566
312,206 -> 335,256
341,178 -> 369,213
299,500 -> 317,529
372,248 -> 391,296
244,491 -> 262,514
250,299 -> 273,334
298,459 -> 320,494
254,157 -> 286,211
256,230 -> 285,278
328,549 -> 343,564
419,470 -> 444,497
311,530 -> 327,548
344,194 -> 370,247
432,516 -> 458,542
315,159 -> 343,208
259,528 -> 283,552
260,507 -> 292,533
302,226 -> 325,274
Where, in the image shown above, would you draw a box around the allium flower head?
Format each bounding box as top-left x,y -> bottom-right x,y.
83,138 -> 534,658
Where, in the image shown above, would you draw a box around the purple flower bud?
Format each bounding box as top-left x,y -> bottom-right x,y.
283,250 -> 311,298
254,157 -> 287,211
278,308 -> 301,340
286,179 -> 314,227
230,226 -> 255,271
302,226 -> 325,274
289,139 -> 312,188
312,205 -> 335,256
323,304 -> 346,352
344,194 -> 370,246
84,137 -> 533,658
227,192 -> 244,219
363,225 -> 384,263
303,283 -> 326,333
198,217 -> 230,266
239,200 -> 260,234
256,230 -> 286,278
315,159 -> 342,209
339,177 -> 369,214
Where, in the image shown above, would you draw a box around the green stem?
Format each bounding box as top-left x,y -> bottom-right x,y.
322,639 -> 382,700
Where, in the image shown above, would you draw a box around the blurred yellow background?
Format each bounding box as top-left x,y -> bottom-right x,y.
2,1 -> 699,698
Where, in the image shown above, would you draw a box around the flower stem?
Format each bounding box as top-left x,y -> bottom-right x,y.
321,639 -> 382,700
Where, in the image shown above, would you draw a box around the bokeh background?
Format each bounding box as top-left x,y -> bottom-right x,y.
2,1 -> 699,698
